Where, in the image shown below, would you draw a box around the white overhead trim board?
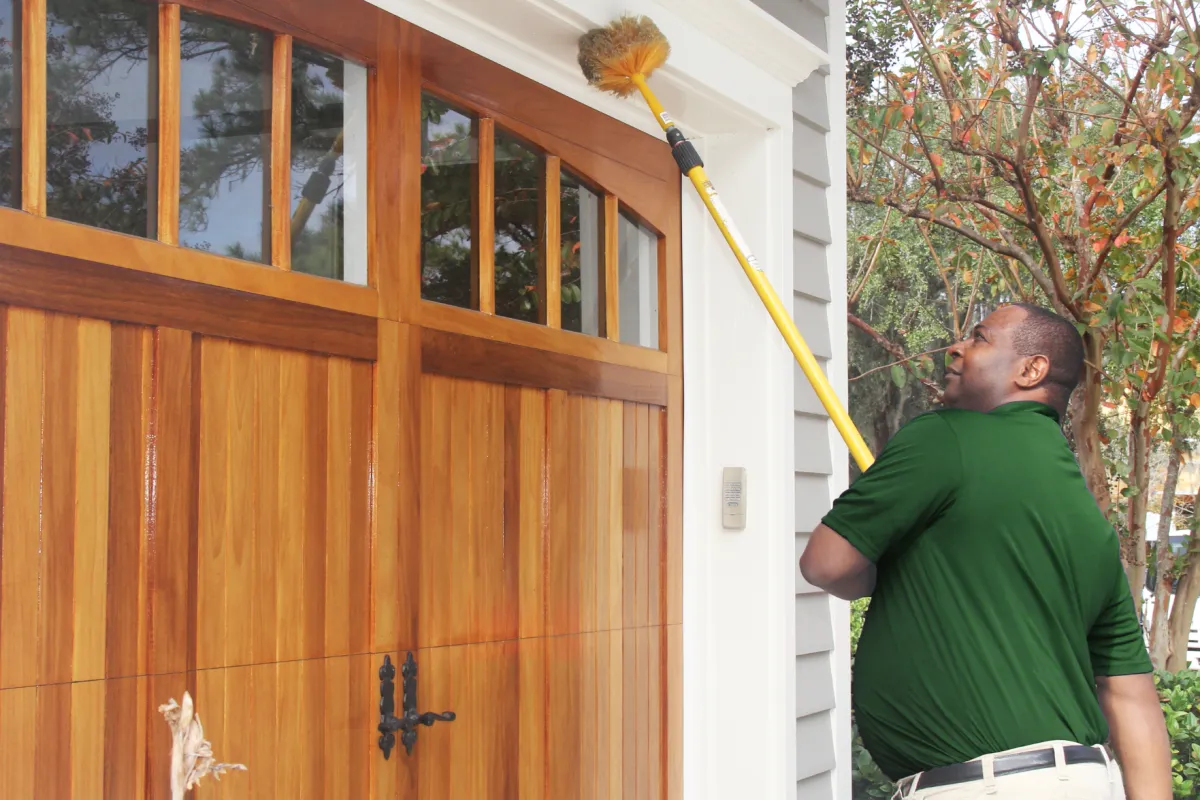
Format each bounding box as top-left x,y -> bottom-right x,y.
654,0 -> 830,87
369,0 -> 804,135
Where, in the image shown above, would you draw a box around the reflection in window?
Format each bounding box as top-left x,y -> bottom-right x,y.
494,130 -> 541,323
560,170 -> 602,336
289,43 -> 367,284
178,11 -> 271,262
45,0 -> 156,236
421,93 -> 475,308
0,0 -> 18,208
618,210 -> 659,349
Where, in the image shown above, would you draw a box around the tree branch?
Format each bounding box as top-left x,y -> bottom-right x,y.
847,313 -> 944,399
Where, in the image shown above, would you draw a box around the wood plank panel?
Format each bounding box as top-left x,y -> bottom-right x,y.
420,375 -> 514,648
74,320 -> 113,683
374,321 -> 420,654
666,624 -> 682,800
326,359 -> 353,659
601,400 -> 624,634
198,339 -> 232,671
40,314 -> 81,688
225,343 -> 257,669
252,347 -> 281,666
648,406 -> 664,627
1,308 -> 43,690
304,357 -> 330,662
509,386 -> 546,640
581,397 -> 599,634
423,327 -> 667,410
35,682 -> 71,797
622,627 -> 637,799
666,377 -> 683,626
518,637 -> 547,800
277,351 -> 308,664
0,688 -> 36,796
0,239 -> 378,360
107,325 -> 152,680
419,641 -> 519,800
104,677 -> 148,799
548,633 -> 582,798
347,360 -> 373,655
547,389 -> 577,637
622,405 -> 638,632
150,328 -> 198,677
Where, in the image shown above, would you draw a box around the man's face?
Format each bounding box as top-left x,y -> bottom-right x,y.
942,306 -> 1030,412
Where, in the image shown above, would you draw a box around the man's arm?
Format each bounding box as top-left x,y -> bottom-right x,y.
1096,673 -> 1172,800
799,523 -> 876,600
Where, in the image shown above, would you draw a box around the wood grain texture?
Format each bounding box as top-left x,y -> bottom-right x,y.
0,242 -> 378,359
541,156 -> 561,329
546,390 -> 576,638
0,688 -> 36,796
21,0 -> 45,215
421,327 -> 667,406
271,34 -> 293,270
73,319 -> 113,682
603,194 -> 619,342
1,308 -> 43,689
373,320 -> 421,653
107,325 -> 152,680
666,377 -> 683,627
475,117 -> 496,315
150,328 -> 198,677
40,314 -> 81,688
420,374 -> 515,649
508,386 -> 546,640
0,210 -> 379,319
157,4 -> 182,245
104,677 -> 148,799
371,15 -> 416,321
35,683 -> 71,798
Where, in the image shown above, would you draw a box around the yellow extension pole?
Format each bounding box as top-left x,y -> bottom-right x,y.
630,75 -> 876,472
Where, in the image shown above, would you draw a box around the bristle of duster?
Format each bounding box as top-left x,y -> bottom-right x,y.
577,14 -> 670,97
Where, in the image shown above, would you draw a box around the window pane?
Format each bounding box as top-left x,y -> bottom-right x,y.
618,210 -> 659,349
179,11 -> 271,262
289,43 -> 367,284
494,130 -> 541,323
560,170 -> 602,336
0,0 -> 18,208
46,0 -> 156,236
421,93 -> 475,308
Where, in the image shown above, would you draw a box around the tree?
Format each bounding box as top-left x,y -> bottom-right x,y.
849,0 -> 1200,615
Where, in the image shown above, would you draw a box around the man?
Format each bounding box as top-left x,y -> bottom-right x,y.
800,304 -> 1172,798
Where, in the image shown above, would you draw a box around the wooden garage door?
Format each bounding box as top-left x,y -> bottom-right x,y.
0,0 -> 682,797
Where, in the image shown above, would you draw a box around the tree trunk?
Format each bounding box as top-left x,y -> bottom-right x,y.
1148,444 -> 1182,669
1124,400 -> 1153,616
1069,331 -> 1110,516
1167,531 -> 1200,673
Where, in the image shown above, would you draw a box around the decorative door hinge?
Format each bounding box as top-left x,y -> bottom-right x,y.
377,652 -> 456,759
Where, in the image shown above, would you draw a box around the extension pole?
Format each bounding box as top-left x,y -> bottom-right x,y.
630,74 -> 875,472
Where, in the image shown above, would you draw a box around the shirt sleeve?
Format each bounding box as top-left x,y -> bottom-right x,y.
819,411 -> 960,564
1088,560 -> 1152,677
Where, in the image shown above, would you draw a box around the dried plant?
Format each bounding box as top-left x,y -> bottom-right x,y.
158,691 -> 247,799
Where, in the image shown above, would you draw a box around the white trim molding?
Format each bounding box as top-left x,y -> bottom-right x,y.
655,0 -> 829,86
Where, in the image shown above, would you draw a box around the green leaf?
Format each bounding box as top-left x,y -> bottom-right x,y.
1069,135 -> 1086,149
1100,119 -> 1116,141
890,364 -> 908,389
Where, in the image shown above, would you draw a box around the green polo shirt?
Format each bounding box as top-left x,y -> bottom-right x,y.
822,401 -> 1151,781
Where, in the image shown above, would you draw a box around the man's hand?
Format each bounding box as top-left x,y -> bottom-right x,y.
1096,673 -> 1172,800
799,523 -> 876,600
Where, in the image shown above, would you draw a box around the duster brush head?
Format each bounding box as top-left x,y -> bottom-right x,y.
577,14 -> 670,97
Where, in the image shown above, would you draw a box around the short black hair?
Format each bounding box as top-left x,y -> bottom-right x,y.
1008,303 -> 1085,408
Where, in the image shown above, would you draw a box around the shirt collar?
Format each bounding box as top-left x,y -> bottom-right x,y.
988,400 -> 1061,422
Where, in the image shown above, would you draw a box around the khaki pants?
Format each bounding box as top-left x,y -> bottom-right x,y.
892,741 -> 1126,799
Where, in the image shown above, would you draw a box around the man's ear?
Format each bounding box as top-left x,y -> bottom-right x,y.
1015,354 -> 1051,389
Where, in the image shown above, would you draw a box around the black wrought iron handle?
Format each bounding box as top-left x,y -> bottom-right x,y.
377,653 -> 456,759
